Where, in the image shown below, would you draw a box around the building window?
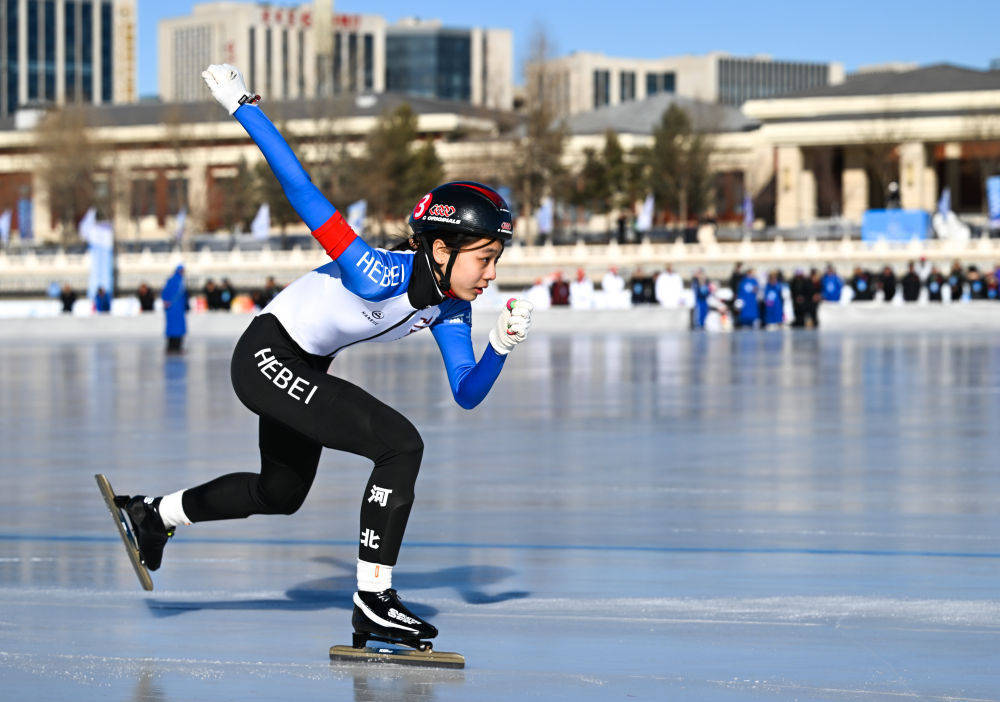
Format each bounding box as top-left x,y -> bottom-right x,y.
6,0 -> 18,114
619,70 -> 635,102
27,0 -> 38,100
646,71 -> 675,97
248,26 -> 255,90
333,32 -> 342,93
100,0 -> 111,102
64,0 -> 76,101
593,69 -> 609,108
297,29 -> 304,97
363,32 -> 373,91
662,71 -> 675,93
281,28 -> 288,99
81,0 -> 93,101
44,0 -> 55,100
348,33 -> 357,92
265,27 -> 272,95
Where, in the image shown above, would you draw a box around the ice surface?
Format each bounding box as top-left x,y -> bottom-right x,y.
1,316 -> 999,701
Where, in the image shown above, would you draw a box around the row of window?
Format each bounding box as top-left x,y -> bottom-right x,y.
593,69 -> 676,108
2,0 -> 115,116
717,58 -> 828,105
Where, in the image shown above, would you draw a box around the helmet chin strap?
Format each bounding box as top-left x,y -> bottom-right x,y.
416,236 -> 458,293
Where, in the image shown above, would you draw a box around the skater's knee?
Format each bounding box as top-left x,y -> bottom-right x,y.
381,412 -> 424,460
254,472 -> 311,515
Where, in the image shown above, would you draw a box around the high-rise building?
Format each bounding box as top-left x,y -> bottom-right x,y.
159,2 -> 386,103
385,19 -> 512,109
0,0 -> 136,117
159,5 -> 513,110
533,51 -> 844,116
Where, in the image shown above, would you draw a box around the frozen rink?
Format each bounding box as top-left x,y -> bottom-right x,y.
1,313 -> 999,701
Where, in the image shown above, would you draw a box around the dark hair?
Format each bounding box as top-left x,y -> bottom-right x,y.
390,230 -> 494,254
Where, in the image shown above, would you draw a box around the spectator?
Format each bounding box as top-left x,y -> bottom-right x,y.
947,261 -> 965,301
260,276 -> 281,307
569,268 -> 595,309
927,267 -> 944,302
878,266 -> 898,303
221,278 -> 237,310
967,266 -> 986,299
850,267 -> 874,301
60,283 -> 77,314
137,282 -> 156,312
654,264 -> 684,308
94,286 -> 111,313
204,279 -> 225,310
820,264 -> 843,302
549,271 -> 570,306
986,272 -> 999,300
736,268 -> 760,328
691,269 -> 711,329
524,278 -> 551,309
901,262 -> 921,302
916,256 -> 932,282
807,268 -> 822,327
629,267 -> 656,304
763,271 -> 784,328
162,265 -> 188,354
790,269 -> 810,327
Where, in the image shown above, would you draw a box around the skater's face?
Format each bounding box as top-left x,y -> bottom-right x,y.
432,238 -> 503,301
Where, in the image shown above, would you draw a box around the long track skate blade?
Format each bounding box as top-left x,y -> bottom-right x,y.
330,645 -> 465,669
94,474 -> 154,591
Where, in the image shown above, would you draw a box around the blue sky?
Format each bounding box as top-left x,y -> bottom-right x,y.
141,0 -> 1000,98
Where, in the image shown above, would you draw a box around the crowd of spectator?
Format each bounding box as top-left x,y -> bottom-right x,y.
524,259 -> 1000,331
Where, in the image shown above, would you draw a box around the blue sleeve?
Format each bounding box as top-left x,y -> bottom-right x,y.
234,104 -> 410,302
233,104 -> 334,230
430,303 -> 506,410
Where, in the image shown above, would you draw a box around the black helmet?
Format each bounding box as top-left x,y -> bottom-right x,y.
408,181 -> 513,244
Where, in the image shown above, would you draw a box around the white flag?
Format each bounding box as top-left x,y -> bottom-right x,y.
251,203 -> 270,240
636,194 -> 654,232
78,207 -> 97,243
0,209 -> 11,246
174,208 -> 187,242
347,199 -> 367,234
536,197 -> 554,234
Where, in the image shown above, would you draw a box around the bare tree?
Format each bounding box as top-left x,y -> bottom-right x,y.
34,105 -> 110,246
511,24 -> 568,243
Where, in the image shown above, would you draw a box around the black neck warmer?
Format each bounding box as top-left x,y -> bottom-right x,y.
407,247 -> 446,309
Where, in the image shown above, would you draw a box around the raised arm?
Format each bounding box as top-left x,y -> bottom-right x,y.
202,64 -> 407,301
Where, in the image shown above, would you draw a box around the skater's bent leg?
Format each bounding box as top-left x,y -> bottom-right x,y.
181,417 -> 321,522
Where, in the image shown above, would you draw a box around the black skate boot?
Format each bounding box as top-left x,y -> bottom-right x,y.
115,495 -> 174,571
351,589 -> 438,651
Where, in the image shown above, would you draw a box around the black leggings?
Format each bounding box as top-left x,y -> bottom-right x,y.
180,313 -> 423,565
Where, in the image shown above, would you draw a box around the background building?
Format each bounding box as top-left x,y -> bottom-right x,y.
158,2 -> 385,103
0,0 -> 136,117
535,51 -> 844,116
385,19 -> 512,109
159,4 -> 513,109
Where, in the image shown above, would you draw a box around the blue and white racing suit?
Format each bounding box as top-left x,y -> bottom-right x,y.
177,104 -> 508,566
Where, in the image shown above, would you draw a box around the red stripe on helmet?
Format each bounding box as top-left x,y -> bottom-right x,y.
456,182 -> 505,208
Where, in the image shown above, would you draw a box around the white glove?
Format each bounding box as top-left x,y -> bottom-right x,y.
489,298 -> 533,355
201,63 -> 259,115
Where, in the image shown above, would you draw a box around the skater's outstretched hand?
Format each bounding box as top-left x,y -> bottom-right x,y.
201,63 -> 259,115
489,298 -> 534,355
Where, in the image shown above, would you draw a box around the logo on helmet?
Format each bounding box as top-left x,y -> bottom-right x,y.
500,221 -> 512,231
428,204 -> 456,218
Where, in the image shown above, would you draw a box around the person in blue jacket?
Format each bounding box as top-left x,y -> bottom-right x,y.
94,286 -> 111,314
161,265 -> 188,354
691,269 -> 711,329
820,264 -> 842,302
763,271 -> 784,327
110,64 -> 534,652
737,269 -> 760,328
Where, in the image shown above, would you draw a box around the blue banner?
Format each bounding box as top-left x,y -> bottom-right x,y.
861,209 -> 930,242
987,176 -> 1000,228
16,198 -> 32,241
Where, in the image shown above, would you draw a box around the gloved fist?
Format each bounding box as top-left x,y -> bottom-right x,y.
201,63 -> 259,115
489,298 -> 533,355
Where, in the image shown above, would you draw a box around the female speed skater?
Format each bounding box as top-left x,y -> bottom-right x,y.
112,64 -> 533,652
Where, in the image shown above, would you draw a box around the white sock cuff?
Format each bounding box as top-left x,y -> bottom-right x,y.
357,559 -> 392,592
158,490 -> 191,528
